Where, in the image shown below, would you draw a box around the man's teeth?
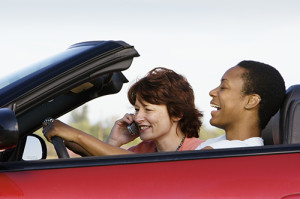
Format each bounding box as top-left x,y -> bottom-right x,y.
210,104 -> 221,109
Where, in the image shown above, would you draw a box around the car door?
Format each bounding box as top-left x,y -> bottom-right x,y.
1,145 -> 300,198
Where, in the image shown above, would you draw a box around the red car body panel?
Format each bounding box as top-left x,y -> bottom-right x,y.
1,152 -> 300,198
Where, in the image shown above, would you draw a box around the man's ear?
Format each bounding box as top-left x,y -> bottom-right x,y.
245,94 -> 261,109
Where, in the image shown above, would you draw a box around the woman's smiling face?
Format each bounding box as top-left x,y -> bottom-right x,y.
209,66 -> 249,130
134,98 -> 177,141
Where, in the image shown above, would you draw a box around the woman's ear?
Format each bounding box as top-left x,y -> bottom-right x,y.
245,94 -> 261,109
171,115 -> 182,122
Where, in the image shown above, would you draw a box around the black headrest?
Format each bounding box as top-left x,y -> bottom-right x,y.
282,93 -> 300,144
262,85 -> 300,145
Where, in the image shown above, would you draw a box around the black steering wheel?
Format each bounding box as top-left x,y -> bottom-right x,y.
42,117 -> 70,158
51,136 -> 70,158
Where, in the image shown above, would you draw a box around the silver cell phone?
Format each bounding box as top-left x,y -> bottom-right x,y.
127,122 -> 140,136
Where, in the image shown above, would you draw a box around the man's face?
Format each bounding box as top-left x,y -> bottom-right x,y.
209,66 -> 249,130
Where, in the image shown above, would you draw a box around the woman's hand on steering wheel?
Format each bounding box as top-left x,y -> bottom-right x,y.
42,118 -> 70,158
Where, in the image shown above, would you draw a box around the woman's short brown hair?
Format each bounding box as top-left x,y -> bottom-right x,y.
128,67 -> 202,138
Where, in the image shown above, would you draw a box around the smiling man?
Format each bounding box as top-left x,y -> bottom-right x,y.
196,60 -> 286,150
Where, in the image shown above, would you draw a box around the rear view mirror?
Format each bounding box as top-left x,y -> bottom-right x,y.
0,108 -> 18,150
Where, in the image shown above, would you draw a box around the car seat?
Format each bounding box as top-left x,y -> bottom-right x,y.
262,84 -> 300,145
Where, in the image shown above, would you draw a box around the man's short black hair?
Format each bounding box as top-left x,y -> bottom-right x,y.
238,60 -> 286,129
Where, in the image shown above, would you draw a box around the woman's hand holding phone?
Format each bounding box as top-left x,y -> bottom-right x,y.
106,113 -> 139,147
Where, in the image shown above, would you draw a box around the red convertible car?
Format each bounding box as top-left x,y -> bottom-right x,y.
0,41 -> 299,198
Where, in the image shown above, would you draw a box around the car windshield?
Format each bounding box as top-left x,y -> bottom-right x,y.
0,45 -> 92,90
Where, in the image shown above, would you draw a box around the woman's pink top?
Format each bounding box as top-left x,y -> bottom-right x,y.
128,138 -> 204,153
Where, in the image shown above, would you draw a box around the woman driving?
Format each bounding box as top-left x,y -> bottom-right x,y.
43,67 -> 204,156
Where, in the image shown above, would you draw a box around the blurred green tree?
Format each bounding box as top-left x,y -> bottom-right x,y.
199,126 -> 225,141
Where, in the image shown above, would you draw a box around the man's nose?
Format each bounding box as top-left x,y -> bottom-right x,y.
209,87 -> 218,97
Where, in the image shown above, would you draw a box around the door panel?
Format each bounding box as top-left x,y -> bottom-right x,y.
1,152 -> 300,198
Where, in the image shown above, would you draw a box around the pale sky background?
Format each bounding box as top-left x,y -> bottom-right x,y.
1,0 -> 300,130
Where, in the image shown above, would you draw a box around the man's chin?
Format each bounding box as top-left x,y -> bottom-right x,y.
209,119 -> 224,129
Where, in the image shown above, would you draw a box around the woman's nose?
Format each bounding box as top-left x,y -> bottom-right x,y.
135,111 -> 144,123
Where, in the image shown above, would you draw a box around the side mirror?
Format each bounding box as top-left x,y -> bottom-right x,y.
0,108 -> 18,150
23,134 -> 47,160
